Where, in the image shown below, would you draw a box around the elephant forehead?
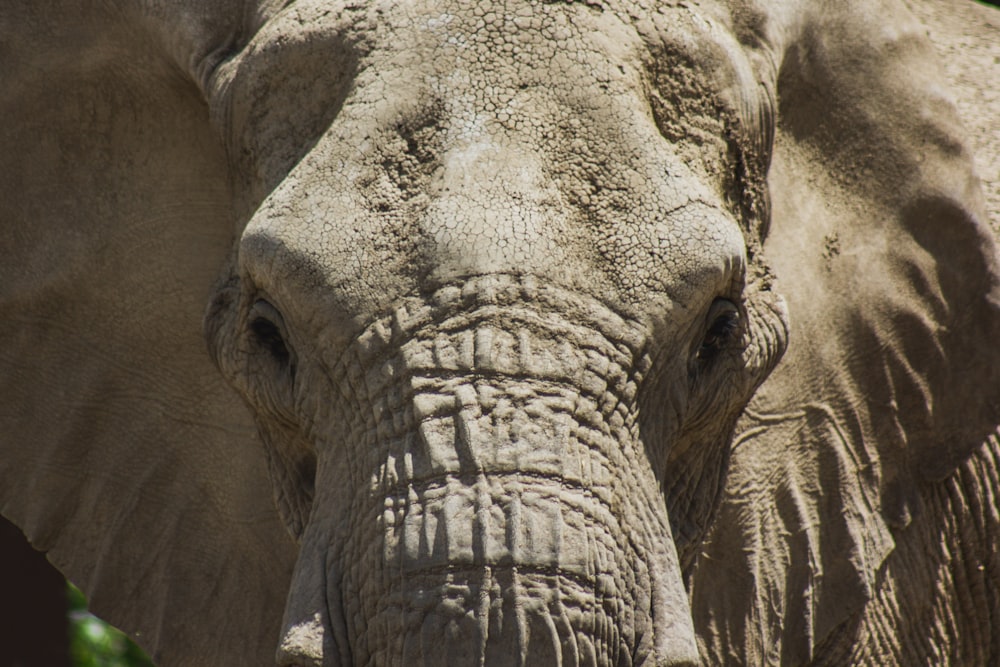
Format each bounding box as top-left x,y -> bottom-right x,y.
236,0 -> 748,330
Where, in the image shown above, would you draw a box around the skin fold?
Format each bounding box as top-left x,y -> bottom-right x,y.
1,0 -> 998,665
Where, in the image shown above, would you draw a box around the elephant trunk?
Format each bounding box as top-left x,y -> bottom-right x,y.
285,277 -> 699,666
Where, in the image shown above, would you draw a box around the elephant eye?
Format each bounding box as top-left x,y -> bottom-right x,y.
697,298 -> 741,361
249,299 -> 291,365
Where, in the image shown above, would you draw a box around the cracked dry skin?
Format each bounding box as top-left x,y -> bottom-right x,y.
207,2 -> 788,665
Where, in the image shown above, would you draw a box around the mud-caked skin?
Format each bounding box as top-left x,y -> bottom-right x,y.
3,0 -> 1000,665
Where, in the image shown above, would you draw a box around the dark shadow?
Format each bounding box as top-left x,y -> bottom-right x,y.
0,515 -> 70,667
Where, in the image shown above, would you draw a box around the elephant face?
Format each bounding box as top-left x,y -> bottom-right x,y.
5,0 -> 1000,665
206,2 -> 787,664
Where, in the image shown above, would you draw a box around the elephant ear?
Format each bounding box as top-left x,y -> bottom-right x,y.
0,6 -> 295,666
692,0 -> 1000,663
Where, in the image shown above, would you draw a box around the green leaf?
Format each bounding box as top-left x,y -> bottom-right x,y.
67,583 -> 155,667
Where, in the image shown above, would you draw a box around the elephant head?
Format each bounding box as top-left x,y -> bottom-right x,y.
2,0 -> 999,665
201,3 -> 791,664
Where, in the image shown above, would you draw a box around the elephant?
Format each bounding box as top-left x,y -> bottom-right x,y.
2,0 -> 999,664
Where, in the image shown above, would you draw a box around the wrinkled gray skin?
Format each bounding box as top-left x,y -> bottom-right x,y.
2,0 -> 1000,665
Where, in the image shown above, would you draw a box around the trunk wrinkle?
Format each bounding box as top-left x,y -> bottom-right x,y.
296,276 -> 700,665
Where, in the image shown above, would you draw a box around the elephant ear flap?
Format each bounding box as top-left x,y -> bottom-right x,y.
762,0 -> 1000,486
693,2 -> 1000,663
0,10 -> 295,665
